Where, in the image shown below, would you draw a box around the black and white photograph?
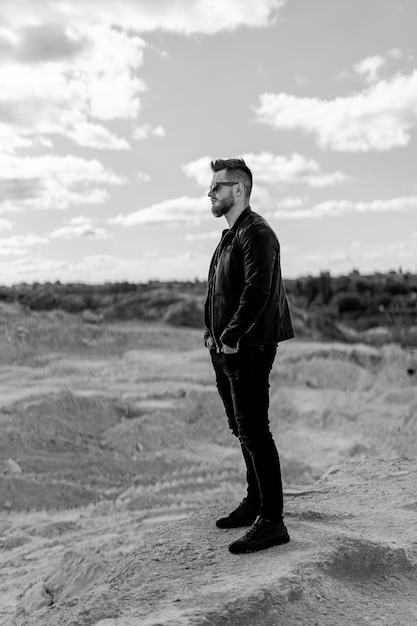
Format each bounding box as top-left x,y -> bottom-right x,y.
1,1 -> 416,624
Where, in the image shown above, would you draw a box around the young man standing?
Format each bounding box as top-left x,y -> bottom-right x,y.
204,158 -> 294,554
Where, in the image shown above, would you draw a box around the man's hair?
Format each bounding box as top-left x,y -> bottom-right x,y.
210,158 -> 253,199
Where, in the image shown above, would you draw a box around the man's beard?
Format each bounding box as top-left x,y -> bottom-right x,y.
211,191 -> 235,218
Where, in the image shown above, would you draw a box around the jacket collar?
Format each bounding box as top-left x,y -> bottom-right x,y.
222,205 -> 251,237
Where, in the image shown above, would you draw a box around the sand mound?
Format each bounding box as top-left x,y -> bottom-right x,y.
0,392 -> 117,455
102,410 -> 188,453
15,458 -> 417,626
324,538 -> 414,579
20,550 -> 106,615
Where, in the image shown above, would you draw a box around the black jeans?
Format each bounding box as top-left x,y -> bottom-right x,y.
211,345 -> 284,522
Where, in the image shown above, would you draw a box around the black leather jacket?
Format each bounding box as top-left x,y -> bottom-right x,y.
204,207 -> 294,350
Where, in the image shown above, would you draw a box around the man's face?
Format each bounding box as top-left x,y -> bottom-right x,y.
208,172 -> 236,218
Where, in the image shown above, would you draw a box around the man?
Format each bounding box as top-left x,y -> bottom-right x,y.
204,158 -> 294,554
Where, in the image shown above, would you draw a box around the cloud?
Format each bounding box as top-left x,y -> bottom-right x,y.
65,123 -> 130,151
311,196 -> 417,217
0,24 -> 145,152
0,0 -> 287,167
243,152 -> 349,187
0,218 -> 13,232
110,196 -> 210,226
0,0 -> 282,153
132,124 -> 166,140
268,209 -> 312,220
185,230 -> 223,242
388,48 -> 405,61
0,254 -> 72,283
136,172 -> 151,183
182,156 -> 213,188
0,1 -> 286,35
263,196 -> 307,219
286,237 -> 417,277
0,248 -> 213,284
0,24 -> 88,63
303,251 -> 352,267
0,233 -> 48,256
49,217 -> 110,240
269,195 -> 417,219
0,154 -> 123,213
255,70 -> 417,151
183,152 -> 349,189
146,250 -> 211,280
277,196 -> 306,208
353,55 -> 386,83
78,253 -> 207,282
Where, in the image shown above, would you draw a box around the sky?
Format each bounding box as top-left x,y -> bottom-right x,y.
0,0 -> 416,285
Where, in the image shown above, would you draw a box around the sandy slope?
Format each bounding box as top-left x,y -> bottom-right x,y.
0,305 -> 416,625
14,458 -> 417,626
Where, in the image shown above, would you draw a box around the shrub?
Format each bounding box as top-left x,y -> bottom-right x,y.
334,293 -> 365,314
355,279 -> 373,294
386,282 -> 409,296
376,294 -> 393,309
60,294 -> 88,313
164,298 -> 204,328
20,288 -> 59,311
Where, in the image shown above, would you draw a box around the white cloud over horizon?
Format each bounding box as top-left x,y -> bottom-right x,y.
0,154 -> 123,213
256,69 -> 417,152
0,216 -> 110,258
185,230 -> 223,242
49,217 -> 110,240
0,233 -> 48,256
0,250 -> 212,284
285,237 -> 417,278
109,196 -> 209,226
269,195 -> 417,219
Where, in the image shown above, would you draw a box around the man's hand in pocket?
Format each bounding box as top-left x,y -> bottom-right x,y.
222,343 -> 238,354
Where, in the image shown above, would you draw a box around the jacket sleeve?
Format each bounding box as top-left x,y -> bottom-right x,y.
219,224 -> 278,349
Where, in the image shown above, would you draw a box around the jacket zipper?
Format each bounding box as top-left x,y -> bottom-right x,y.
235,321 -> 256,350
210,232 -> 229,352
210,265 -> 218,351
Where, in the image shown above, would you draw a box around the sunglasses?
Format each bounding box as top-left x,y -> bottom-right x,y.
209,181 -> 239,194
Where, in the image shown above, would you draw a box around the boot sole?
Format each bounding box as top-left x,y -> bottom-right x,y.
216,519 -> 257,529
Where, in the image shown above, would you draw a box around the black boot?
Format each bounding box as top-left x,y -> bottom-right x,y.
228,516 -> 290,553
216,500 -> 259,529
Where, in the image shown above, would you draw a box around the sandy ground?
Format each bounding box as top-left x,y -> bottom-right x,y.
15,458 -> 417,626
1,304 -> 416,625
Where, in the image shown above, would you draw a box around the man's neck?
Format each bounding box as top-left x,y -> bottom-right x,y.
225,203 -> 248,228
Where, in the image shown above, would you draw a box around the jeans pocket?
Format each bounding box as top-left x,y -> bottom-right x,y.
220,351 -> 240,376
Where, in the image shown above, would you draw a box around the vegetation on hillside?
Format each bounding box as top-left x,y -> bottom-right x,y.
285,270 -> 417,331
0,280 -> 207,327
0,271 -> 416,344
